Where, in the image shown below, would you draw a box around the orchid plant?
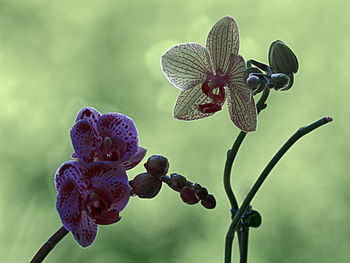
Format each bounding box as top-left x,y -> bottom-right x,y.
31,16 -> 332,263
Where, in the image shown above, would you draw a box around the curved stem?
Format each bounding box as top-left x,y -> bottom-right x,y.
224,87 -> 270,263
30,226 -> 69,263
226,116 -> 333,244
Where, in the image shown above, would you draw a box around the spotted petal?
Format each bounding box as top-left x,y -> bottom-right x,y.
206,16 -> 240,74
84,162 -> 130,213
55,160 -> 87,195
119,146 -> 147,170
173,84 -> 216,120
72,211 -> 98,248
226,86 -> 257,132
71,120 -> 98,164
56,179 -> 83,233
161,43 -> 213,91
76,107 -> 101,131
84,162 -> 129,188
97,113 -> 139,162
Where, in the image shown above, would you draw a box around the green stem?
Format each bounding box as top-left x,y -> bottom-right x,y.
226,116 -> 333,246
30,226 -> 69,263
239,228 -> 249,263
224,87 -> 270,263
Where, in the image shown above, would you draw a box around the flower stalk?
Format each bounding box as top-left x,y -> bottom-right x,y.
224,116 -> 333,263
30,226 -> 68,263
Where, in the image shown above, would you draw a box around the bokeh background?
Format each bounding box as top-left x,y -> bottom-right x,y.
1,0 -> 349,262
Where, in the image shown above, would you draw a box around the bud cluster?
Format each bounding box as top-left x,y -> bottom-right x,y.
129,155 -> 216,209
161,173 -> 216,209
129,155 -> 169,199
243,40 -> 298,93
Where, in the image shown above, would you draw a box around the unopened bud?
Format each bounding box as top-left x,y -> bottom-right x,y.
193,184 -> 208,200
268,40 -> 298,74
169,173 -> 187,191
180,186 -> 199,205
246,74 -> 261,91
129,173 -> 162,199
201,194 -> 216,209
144,155 -> 169,178
271,73 -> 290,91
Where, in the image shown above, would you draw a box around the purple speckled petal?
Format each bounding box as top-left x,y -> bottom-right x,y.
71,211 -> 98,248
84,162 -> 130,213
119,146 -> 147,170
109,183 -> 131,213
71,119 -> 98,164
84,162 -> 129,188
75,107 -> 103,149
56,179 -> 83,232
97,113 -> 139,162
55,160 -> 87,195
75,107 -> 101,131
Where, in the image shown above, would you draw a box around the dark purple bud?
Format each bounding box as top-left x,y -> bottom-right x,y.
193,184 -> 208,200
169,173 -> 187,191
180,186 -> 199,205
129,173 -> 162,199
144,155 -> 169,178
201,194 -> 216,209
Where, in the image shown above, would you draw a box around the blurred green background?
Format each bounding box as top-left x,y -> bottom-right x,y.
0,0 -> 349,262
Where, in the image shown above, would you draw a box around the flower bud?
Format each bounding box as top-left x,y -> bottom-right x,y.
246,74 -> 261,91
129,173 -> 162,199
180,186 -> 199,205
193,184 -> 208,200
169,173 -> 187,192
243,67 -> 265,94
144,155 -> 169,178
201,194 -> 216,209
268,40 -> 298,74
270,73 -> 290,91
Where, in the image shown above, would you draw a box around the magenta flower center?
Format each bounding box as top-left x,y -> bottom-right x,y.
199,69 -> 229,114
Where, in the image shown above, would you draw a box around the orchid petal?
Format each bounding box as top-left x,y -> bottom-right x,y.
119,146 -> 147,170
97,113 -> 139,162
75,107 -> 101,131
173,84 -> 216,120
56,179 -> 83,232
109,183 -> 131,213
71,120 -> 98,164
55,160 -> 87,195
84,162 -> 129,188
84,162 -> 130,212
206,17 -> 240,74
228,54 -> 251,103
161,43 -> 213,91
94,209 -> 121,225
72,211 -> 98,248
226,86 -> 257,132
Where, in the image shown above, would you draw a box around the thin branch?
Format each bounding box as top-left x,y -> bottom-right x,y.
30,226 -> 69,263
225,116 -> 333,248
224,87 -> 270,263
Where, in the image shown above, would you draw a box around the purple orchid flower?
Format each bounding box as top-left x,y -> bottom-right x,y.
71,107 -> 146,169
161,16 -> 257,132
55,161 -> 130,247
